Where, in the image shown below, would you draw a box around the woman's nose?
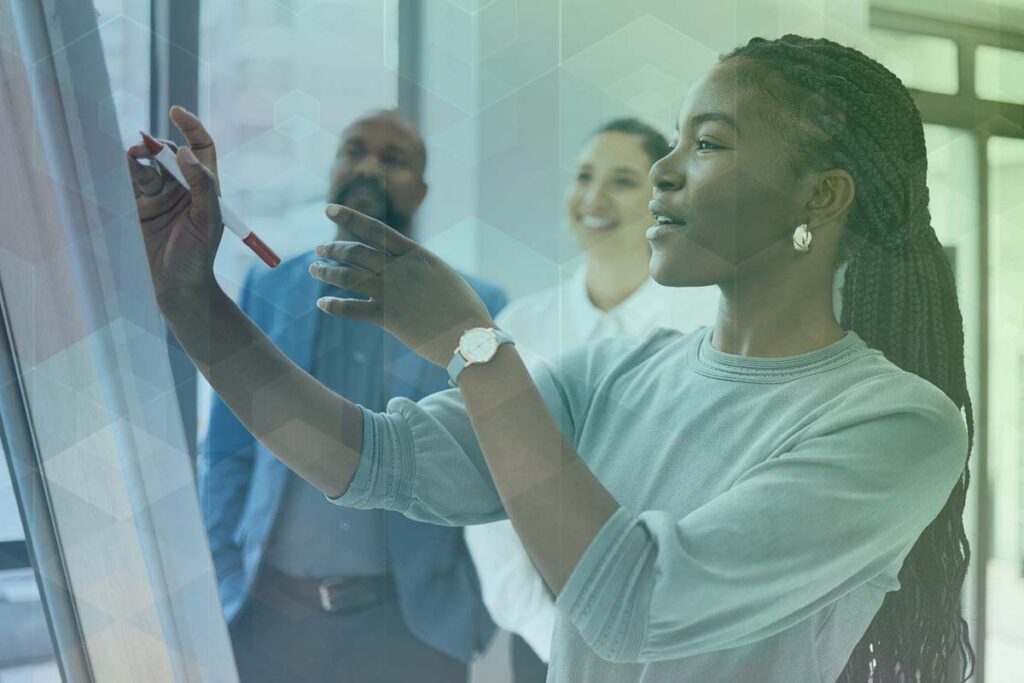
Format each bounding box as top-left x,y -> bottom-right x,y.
650,155 -> 683,192
576,183 -> 609,213
583,184 -> 604,207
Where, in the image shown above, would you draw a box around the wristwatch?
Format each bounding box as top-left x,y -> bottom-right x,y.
447,327 -> 515,387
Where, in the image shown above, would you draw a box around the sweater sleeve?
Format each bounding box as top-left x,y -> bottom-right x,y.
327,334 -> 643,525
554,375 -> 968,663
328,355 -> 580,526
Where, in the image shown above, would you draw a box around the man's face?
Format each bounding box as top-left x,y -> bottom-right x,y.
327,114 -> 427,236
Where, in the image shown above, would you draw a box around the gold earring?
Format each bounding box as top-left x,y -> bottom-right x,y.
793,224 -> 812,253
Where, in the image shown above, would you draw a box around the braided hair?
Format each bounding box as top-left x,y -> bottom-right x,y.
720,36 -> 974,682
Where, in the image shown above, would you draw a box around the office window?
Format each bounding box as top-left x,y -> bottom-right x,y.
987,134 -> 1024,679
197,0 -> 400,291
868,29 -> 959,94
195,0 -> 400,442
976,45 -> 1024,105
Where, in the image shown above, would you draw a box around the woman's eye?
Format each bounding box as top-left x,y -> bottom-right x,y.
696,138 -> 722,151
614,178 -> 638,188
576,172 -> 592,183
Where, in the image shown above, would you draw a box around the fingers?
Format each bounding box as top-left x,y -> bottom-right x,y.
128,138 -> 180,190
177,146 -> 222,231
127,153 -> 165,197
316,297 -> 379,324
129,139 -> 178,160
325,204 -> 415,255
309,262 -> 381,298
169,106 -> 217,173
315,241 -> 388,274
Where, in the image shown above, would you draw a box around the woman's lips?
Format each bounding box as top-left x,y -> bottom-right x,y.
646,221 -> 686,240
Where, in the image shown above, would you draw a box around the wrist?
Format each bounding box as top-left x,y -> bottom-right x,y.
446,324 -> 513,386
435,318 -> 494,364
157,279 -> 225,320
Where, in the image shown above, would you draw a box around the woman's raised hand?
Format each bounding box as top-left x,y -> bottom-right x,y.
312,205 -> 495,367
126,106 -> 223,310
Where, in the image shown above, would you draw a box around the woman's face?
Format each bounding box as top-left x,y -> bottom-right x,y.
647,60 -> 810,287
567,131 -> 657,262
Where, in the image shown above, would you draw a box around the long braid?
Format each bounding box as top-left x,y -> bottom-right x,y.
722,36 -> 975,682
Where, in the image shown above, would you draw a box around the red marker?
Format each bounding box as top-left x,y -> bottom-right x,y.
140,131 -> 281,268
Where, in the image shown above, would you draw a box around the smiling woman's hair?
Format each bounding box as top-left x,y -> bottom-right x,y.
592,118 -> 671,166
720,35 -> 974,682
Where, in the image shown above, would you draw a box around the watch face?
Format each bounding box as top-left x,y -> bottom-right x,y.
460,328 -> 499,363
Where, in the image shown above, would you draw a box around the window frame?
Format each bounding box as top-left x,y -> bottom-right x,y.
871,7 -> 1024,683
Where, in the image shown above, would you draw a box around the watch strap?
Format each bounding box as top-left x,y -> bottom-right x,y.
446,348 -> 468,387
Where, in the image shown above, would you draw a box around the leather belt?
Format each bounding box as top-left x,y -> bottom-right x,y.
256,566 -> 394,615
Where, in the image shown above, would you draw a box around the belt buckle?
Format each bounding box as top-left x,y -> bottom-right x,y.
318,577 -> 347,613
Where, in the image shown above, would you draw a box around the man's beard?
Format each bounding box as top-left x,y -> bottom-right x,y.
330,176 -> 405,233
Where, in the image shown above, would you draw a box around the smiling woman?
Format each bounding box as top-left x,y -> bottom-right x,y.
128,32 -> 974,683
463,119 -> 720,681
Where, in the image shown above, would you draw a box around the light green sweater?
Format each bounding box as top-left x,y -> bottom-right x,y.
334,326 -> 967,682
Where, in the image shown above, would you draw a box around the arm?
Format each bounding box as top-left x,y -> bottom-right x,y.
457,347 -> 619,594
550,379 -> 968,662
196,268 -> 258,579
130,109 -> 508,509
312,213 -> 620,592
464,521 -> 557,662
161,282 -> 362,498
462,302 -> 556,661
127,108 -> 362,498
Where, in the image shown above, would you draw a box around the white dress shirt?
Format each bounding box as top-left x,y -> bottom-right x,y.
464,267 -> 719,662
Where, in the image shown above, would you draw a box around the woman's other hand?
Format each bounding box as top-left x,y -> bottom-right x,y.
312,204 -> 494,367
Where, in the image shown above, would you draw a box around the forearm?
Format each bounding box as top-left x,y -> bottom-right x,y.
162,286 -> 362,497
458,347 -> 619,594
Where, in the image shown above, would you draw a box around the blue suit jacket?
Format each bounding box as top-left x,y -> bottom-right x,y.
198,252 -> 505,662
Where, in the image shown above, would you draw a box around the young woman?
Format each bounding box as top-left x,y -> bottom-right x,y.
463,118 -> 718,682
129,34 -> 973,682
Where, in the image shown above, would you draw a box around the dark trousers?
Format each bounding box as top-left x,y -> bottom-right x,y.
511,634 -> 549,683
230,571 -> 467,683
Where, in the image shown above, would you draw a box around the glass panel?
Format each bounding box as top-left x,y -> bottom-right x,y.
867,29 -> 959,95
976,45 -> 1024,105
987,134 -> 1024,678
1,2 -> 151,680
94,0 -> 151,141
0,446 -> 59,681
922,125 -> 983,661
195,0 -> 400,441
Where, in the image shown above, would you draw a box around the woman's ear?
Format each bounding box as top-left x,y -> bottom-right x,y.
805,169 -> 855,227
